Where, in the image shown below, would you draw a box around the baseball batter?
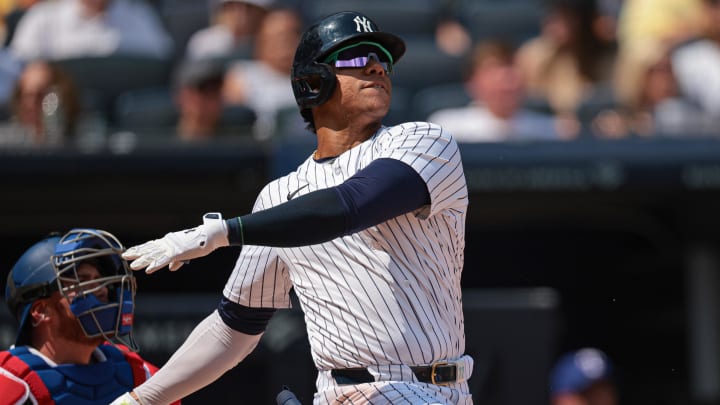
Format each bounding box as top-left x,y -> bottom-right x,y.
113,11 -> 472,405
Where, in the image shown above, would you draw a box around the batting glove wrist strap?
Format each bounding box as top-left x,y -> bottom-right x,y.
122,212 -> 229,274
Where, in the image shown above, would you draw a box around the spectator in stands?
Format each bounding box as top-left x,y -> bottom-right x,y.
0,0 -> 13,20
222,7 -> 303,140
173,58 -> 227,142
9,0 -> 174,61
0,0 -> 17,43
185,0 -> 272,61
3,0 -> 41,47
592,0 -> 622,45
671,0 -> 720,121
0,60 -> 81,147
434,18 -> 472,57
428,40 -> 562,142
616,0 -> 704,53
0,47 -> 23,108
434,0 -> 473,58
593,39 -> 718,138
549,347 -> 618,405
515,0 -> 617,137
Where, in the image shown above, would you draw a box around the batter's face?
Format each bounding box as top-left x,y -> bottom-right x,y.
329,58 -> 392,123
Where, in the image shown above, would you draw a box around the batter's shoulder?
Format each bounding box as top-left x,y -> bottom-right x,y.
382,121 -> 447,137
387,120 -> 456,143
386,120 -> 441,130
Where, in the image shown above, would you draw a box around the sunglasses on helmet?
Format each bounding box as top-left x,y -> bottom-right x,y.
324,41 -> 394,74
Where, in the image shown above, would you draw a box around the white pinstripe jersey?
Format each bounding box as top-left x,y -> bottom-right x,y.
223,121 -> 468,371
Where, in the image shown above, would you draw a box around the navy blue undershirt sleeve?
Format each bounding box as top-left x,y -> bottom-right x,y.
217,296 -> 276,335
335,158 -> 430,232
227,158 -> 430,247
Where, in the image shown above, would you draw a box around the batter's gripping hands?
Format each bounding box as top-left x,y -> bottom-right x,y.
122,213 -> 229,273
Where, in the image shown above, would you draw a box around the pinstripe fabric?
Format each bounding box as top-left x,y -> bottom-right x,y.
223,122 -> 471,404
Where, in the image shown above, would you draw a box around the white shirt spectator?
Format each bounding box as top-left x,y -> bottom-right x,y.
186,25 -> 241,61
10,0 -> 173,61
225,59 -> 298,139
185,0 -> 272,60
672,39 -> 720,118
429,103 -> 561,143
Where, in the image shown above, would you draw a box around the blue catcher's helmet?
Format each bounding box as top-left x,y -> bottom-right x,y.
5,234 -> 62,347
5,229 -> 137,350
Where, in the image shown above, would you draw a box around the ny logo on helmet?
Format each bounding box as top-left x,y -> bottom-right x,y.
353,16 -> 374,33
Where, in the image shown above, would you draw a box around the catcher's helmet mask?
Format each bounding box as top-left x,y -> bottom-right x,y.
5,229 -> 138,351
291,11 -> 406,112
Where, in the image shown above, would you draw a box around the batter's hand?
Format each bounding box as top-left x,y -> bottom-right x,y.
122,213 -> 229,273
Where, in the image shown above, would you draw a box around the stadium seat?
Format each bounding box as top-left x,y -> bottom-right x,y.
114,86 -> 257,138
391,37 -> 467,97
271,106 -> 313,140
410,82 -> 471,120
158,0 -> 211,59
575,82 -> 618,125
305,0 -> 443,37
217,105 -> 258,137
384,85 -> 415,125
456,0 -> 543,45
113,86 -> 177,133
53,55 -> 173,122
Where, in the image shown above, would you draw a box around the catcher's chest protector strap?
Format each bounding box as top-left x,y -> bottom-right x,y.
115,345 -> 183,405
115,343 -> 157,388
0,350 -> 54,405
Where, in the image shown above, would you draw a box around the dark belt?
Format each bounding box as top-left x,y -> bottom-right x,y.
331,363 -> 458,386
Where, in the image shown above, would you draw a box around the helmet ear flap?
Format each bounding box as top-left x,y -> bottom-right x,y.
292,62 -> 337,110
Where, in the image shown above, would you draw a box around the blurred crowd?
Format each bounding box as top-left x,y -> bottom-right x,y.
0,0 -> 718,149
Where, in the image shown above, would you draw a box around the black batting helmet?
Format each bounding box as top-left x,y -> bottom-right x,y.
291,11 -> 406,113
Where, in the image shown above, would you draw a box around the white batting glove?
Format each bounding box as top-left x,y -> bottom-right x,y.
122,213 -> 229,274
109,392 -> 141,405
